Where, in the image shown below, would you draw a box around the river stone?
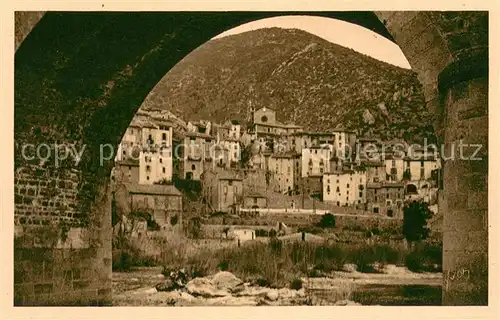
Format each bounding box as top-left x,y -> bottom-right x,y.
211,271 -> 244,292
235,285 -> 271,297
266,289 -> 279,301
186,277 -> 230,298
343,264 -> 358,273
155,279 -> 176,292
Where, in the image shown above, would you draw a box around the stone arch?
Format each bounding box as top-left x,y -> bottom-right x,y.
14,11 -> 488,306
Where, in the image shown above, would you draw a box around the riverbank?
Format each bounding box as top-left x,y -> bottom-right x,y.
112,266 -> 442,306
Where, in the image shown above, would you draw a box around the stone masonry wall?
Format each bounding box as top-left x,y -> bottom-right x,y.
14,164 -> 112,305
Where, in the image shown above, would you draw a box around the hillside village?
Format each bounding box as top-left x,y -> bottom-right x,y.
111,104 -> 442,238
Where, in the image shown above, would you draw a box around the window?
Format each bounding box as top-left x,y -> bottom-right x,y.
146,165 -> 151,172
160,158 -> 163,163
191,164 -> 196,170
387,194 -> 389,199
163,167 -> 166,174
162,133 -> 167,141
359,192 -> 363,198
261,115 -> 268,123
228,180 -> 233,186
387,209 -> 394,217
147,176 -> 150,181
373,207 -> 379,214
375,196 -> 378,201
347,184 -> 350,188
392,160 -> 396,167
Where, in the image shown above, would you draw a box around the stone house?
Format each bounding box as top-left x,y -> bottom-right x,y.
243,192 -> 268,209
178,131 -> 215,180
115,183 -> 183,226
201,169 -> 243,213
323,169 -> 367,206
112,158 -> 140,186
301,146 -> 331,177
365,182 -> 405,218
268,152 -> 296,194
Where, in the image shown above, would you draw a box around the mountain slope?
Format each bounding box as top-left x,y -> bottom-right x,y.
141,27 -> 436,143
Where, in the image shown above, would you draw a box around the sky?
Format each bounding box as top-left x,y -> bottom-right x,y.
212,15 -> 411,69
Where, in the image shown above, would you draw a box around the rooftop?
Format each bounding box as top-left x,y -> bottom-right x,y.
217,170 -> 243,181
183,131 -> 214,139
293,131 -> 334,137
116,158 -> 140,167
124,183 -> 183,196
245,192 -> 267,199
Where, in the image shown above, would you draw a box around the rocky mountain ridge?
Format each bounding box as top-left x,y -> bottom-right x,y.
140,27 -> 436,144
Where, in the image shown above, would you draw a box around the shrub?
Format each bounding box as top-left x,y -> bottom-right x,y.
403,201 -> 432,243
112,249 -> 134,271
255,229 -> 269,237
290,278 -> 303,290
170,214 -> 179,226
405,242 -> 442,272
298,226 -> 323,235
269,229 -> 277,238
317,213 -> 336,228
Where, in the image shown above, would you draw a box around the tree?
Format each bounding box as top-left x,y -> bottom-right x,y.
403,200 -> 432,244
184,216 -> 202,239
317,213 -> 336,228
239,142 -> 252,168
403,169 -> 411,180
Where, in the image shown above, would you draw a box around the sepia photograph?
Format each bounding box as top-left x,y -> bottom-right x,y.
6,4 -> 496,315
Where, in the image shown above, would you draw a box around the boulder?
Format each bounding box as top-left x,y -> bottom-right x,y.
265,289 -> 279,301
234,285 -> 271,297
185,277 -> 230,298
342,264 -> 358,273
151,290 -> 196,306
211,271 -> 244,292
155,279 -> 176,292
